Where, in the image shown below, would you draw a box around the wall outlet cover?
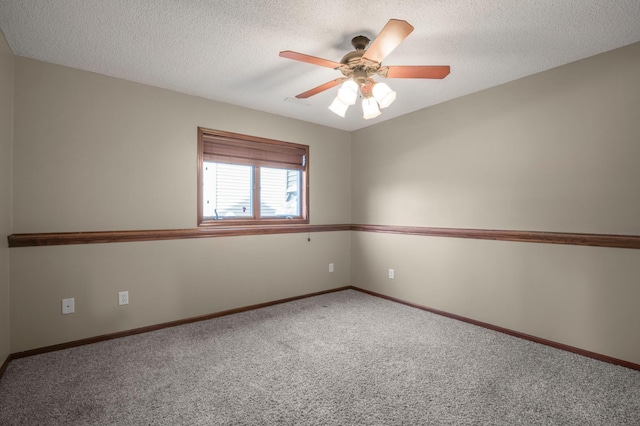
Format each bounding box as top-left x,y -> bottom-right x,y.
62,298 -> 75,314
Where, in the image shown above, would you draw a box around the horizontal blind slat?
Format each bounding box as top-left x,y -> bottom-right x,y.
202,133 -> 307,170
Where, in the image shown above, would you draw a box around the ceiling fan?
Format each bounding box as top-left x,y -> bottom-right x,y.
279,19 -> 450,119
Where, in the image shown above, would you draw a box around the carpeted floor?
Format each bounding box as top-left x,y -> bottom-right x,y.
1,289 -> 639,425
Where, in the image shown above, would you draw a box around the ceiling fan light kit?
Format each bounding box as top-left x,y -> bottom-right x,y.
371,82 -> 396,109
279,19 -> 450,121
329,79 -> 395,119
337,79 -> 359,106
362,96 -> 382,119
328,96 -> 349,117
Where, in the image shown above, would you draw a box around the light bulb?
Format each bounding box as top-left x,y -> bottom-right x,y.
372,82 -> 396,109
362,97 -> 381,120
337,79 -> 358,106
328,97 -> 348,117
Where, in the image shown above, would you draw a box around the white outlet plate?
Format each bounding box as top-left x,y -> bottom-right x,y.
119,291 -> 129,305
389,269 -> 395,279
329,263 -> 334,273
62,298 -> 75,314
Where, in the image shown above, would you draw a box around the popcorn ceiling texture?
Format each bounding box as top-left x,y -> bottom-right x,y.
0,1 -> 639,131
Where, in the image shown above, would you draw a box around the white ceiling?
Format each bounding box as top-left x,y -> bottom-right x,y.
1,1 -> 639,131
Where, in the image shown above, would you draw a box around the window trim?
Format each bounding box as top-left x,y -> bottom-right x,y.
197,127 -> 309,227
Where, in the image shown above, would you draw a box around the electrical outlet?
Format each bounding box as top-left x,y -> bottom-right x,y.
62,298 -> 75,314
329,263 -> 334,273
118,291 -> 129,306
389,269 -> 395,279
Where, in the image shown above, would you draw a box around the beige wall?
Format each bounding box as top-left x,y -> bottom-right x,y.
13,58 -> 351,232
11,232 -> 351,351
0,30 -> 13,364
6,41 -> 640,366
352,42 -> 640,234
9,58 -> 351,352
351,42 -> 640,364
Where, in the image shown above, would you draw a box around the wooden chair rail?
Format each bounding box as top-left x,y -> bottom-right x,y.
7,224 -> 640,249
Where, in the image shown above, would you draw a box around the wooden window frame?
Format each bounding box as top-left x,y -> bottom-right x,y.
197,127 -> 309,227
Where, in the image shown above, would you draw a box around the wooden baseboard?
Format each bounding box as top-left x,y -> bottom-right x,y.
352,287 -> 640,371
0,353 -> 12,380
5,285 -> 639,374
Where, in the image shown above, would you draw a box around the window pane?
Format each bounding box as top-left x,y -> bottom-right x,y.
260,167 -> 301,218
203,162 -> 253,219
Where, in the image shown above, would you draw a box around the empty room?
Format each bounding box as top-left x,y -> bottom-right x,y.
1,1 -> 640,424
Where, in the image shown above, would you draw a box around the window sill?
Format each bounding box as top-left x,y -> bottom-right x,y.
198,218 -> 309,227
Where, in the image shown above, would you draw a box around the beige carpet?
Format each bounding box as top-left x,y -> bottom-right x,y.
1,289 -> 639,425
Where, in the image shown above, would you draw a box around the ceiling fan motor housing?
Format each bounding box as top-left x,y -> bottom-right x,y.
340,36 -> 385,82
351,35 -> 370,50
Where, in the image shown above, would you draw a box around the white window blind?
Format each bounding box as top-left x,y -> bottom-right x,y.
203,163 -> 253,219
260,167 -> 301,218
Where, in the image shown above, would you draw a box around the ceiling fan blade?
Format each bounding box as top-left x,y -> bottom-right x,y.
295,78 -> 346,99
385,65 -> 451,79
361,19 -> 414,64
279,51 -> 343,69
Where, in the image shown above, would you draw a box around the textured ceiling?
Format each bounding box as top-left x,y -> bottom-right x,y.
1,1 -> 639,131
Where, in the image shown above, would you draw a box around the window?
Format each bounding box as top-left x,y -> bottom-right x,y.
197,128 -> 309,226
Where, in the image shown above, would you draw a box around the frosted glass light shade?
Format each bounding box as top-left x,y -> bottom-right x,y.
328,97 -> 348,117
362,97 -> 381,119
337,79 -> 358,105
372,82 -> 396,109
